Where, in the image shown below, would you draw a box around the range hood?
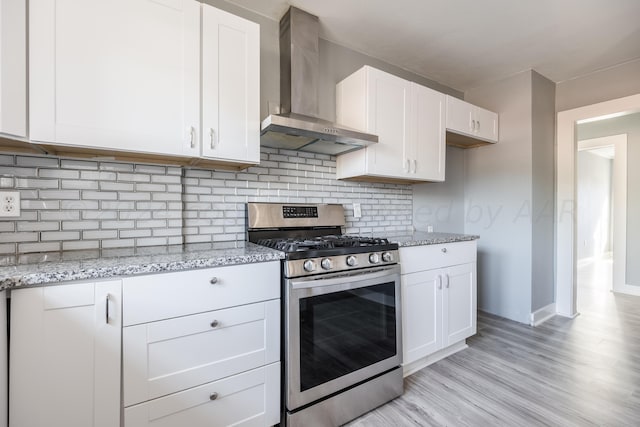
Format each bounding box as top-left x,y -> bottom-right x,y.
260,7 -> 378,155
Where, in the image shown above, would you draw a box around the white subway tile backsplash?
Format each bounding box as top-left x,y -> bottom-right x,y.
0,147 -> 412,255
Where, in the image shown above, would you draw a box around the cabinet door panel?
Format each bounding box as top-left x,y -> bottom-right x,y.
474,105 -> 499,142
10,281 -> 122,427
402,268 -> 442,364
412,84 -> 445,181
444,262 -> 476,345
124,299 -> 279,407
29,0 -> 200,157
202,5 -> 259,163
124,363 -> 280,427
365,68 -> 411,176
0,0 -> 27,137
445,95 -> 473,136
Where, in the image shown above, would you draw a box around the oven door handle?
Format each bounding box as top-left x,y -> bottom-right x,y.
289,265 -> 400,290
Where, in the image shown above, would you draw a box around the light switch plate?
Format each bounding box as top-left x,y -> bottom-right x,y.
0,191 -> 20,218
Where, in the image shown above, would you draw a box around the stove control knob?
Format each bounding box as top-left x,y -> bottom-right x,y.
369,253 -> 381,264
303,260 -> 316,272
346,255 -> 358,267
321,258 -> 333,270
382,252 -> 393,263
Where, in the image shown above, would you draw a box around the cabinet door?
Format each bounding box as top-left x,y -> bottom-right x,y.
124,299 -> 279,407
443,262 -> 477,346
0,0 -> 27,137
402,268 -> 442,364
10,281 -> 122,427
411,84 -> 445,181
445,95 -> 473,136
124,362 -> 280,427
364,67 -> 412,177
201,5 -> 260,164
29,0 -> 200,157
474,105 -> 499,142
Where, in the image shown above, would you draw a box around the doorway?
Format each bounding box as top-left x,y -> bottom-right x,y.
556,93 -> 640,317
575,135 -> 627,309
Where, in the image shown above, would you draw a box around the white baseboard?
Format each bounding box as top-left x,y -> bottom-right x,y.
530,303 -> 556,326
402,341 -> 467,377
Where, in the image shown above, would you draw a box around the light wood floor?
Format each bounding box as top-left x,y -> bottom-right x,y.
349,262 -> 640,426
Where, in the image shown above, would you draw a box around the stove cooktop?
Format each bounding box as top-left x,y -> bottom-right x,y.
257,235 -> 391,252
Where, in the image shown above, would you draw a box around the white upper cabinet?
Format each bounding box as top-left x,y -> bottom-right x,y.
445,95 -> 498,145
411,83 -> 446,181
336,66 -> 445,183
201,5 -> 260,165
0,0 -> 27,138
27,0 -> 260,168
29,0 -> 201,158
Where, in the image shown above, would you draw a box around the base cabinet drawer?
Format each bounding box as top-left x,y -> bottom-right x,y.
123,261 -> 279,326
124,299 -> 280,407
399,240 -> 476,274
124,362 -> 280,427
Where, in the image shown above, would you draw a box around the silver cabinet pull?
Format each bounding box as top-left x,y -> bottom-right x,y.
188,126 -> 195,148
477,121 -> 480,131
210,277 -> 218,284
105,293 -> 110,324
405,158 -> 410,172
210,320 -> 219,328
437,275 -> 442,290
413,159 -> 417,174
446,274 -> 450,288
209,392 -> 218,401
209,128 -> 216,149
441,247 -> 447,253
471,119 -> 476,131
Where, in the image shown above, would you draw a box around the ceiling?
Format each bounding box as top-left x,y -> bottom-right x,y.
224,0 -> 640,92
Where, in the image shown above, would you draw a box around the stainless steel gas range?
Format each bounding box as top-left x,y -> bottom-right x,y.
246,203 -> 403,427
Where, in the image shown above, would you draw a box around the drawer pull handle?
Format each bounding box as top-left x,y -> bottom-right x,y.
441,248 -> 447,253
209,392 -> 218,401
210,320 -> 219,328
210,277 -> 218,284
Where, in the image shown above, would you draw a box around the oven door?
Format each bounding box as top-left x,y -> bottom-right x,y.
285,264 -> 402,411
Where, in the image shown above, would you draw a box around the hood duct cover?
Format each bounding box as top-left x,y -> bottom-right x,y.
260,7 -> 378,155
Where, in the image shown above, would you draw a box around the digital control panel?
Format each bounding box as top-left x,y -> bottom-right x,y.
283,206 -> 318,218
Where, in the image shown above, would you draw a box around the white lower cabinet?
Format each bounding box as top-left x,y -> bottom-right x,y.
400,241 -> 477,374
9,280 -> 122,427
122,261 -> 281,427
124,362 -> 280,427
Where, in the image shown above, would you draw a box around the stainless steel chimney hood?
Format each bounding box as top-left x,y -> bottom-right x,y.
260,7 -> 378,155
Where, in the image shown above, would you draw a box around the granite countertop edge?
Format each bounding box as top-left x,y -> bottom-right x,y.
389,231 -> 480,247
0,243 -> 285,290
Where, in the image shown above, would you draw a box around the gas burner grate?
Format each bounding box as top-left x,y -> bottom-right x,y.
256,235 -> 391,253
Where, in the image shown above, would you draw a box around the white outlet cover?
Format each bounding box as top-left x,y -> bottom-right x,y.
0,191 -> 21,218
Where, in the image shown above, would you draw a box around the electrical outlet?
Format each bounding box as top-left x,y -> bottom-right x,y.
353,203 -> 362,218
427,225 -> 434,233
0,191 -> 21,218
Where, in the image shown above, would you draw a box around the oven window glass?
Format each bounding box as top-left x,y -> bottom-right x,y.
299,281 -> 397,391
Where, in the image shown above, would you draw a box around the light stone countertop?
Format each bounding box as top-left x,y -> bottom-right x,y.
0,242 -> 284,290
388,231 -> 479,247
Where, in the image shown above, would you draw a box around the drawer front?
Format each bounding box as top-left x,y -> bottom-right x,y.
123,261 -> 279,326
400,240 -> 476,274
124,362 -> 280,427
124,299 -> 279,407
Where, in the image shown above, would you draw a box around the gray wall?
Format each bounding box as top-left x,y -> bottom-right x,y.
530,71 -> 556,313
464,71 -> 534,324
203,0 -> 462,123
576,151 -> 612,261
556,58 -> 640,112
577,112 -> 640,285
412,146 -> 465,233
